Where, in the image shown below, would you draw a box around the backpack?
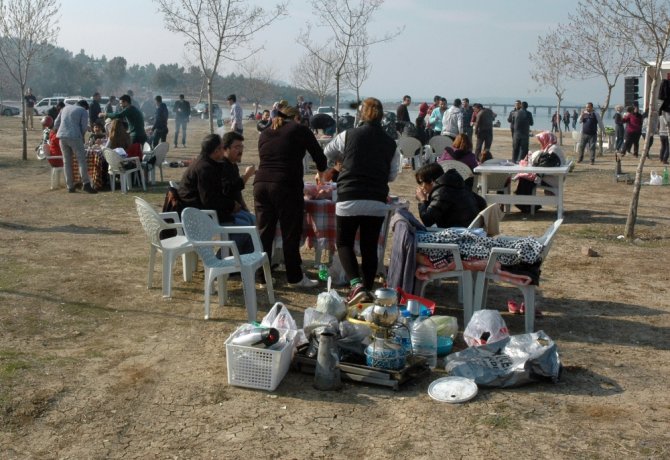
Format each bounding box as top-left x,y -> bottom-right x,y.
532,151 -> 561,168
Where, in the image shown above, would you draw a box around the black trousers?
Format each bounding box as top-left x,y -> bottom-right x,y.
254,181 -> 305,283
336,214 -> 385,290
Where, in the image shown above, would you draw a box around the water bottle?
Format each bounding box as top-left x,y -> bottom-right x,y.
318,264 -> 329,281
391,311 -> 412,355
411,312 -> 437,369
663,166 -> 669,185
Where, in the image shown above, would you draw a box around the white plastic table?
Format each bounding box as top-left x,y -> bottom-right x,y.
474,163 -> 571,219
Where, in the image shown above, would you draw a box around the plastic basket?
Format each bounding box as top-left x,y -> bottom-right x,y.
225,326 -> 295,391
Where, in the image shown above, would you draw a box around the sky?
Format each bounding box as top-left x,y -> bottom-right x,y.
56,0 -> 629,106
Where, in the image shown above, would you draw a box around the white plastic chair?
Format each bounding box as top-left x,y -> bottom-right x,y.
134,197 -> 197,298
571,131 -> 581,154
103,148 -> 146,193
144,142 -> 169,185
37,143 -> 65,190
472,219 -> 563,333
397,137 -> 423,170
428,135 -> 452,157
414,205 -> 503,326
478,158 -> 511,213
181,207 -> 275,322
438,159 -> 474,182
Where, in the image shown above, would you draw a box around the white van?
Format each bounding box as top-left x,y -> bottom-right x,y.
34,97 -> 65,115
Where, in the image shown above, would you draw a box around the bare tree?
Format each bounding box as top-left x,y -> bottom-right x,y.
154,0 -> 287,133
343,31 -> 371,106
0,0 -> 60,160
530,29 -> 573,145
581,0 -> 670,239
238,56 -> 275,115
291,50 -> 336,106
563,4 -> 636,154
298,0 -> 402,131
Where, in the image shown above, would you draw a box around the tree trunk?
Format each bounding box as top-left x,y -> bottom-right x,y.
21,92 -> 28,161
624,74 -> 660,240
207,77 -> 214,134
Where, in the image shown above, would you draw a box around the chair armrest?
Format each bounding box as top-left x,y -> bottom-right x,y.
159,211 -> 182,223
191,240 -> 241,262
416,242 -> 466,270
484,247 -> 520,273
213,225 -> 263,253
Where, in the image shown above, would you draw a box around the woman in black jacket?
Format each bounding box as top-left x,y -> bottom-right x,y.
415,163 -> 486,228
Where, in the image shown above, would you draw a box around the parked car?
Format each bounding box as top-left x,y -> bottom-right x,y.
316,106 -> 335,118
0,102 -> 20,116
192,101 -> 222,119
34,97 -> 65,115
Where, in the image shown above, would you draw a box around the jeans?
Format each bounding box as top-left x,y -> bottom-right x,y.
228,210 -> 256,255
578,133 -> 597,162
174,119 -> 188,146
59,137 -> 90,189
615,124 -> 625,152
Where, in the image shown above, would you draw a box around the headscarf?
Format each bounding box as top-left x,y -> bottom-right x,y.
418,102 -> 429,117
535,131 -> 557,151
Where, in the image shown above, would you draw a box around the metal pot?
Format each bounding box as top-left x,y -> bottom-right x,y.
371,288 -> 399,327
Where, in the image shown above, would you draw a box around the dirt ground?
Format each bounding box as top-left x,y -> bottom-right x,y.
1,114 -> 669,459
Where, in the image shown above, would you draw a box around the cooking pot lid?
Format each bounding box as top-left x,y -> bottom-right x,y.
428,376 -> 478,403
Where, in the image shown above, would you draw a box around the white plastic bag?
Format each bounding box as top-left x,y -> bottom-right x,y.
261,302 -> 297,331
463,310 -> 509,347
315,277 -> 347,320
650,170 -> 663,185
328,253 -> 349,286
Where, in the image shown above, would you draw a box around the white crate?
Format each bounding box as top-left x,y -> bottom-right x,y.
225,327 -> 295,391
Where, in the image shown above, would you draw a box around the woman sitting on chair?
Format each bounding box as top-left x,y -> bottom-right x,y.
437,133 -> 478,188
514,131 -> 565,213
415,162 -> 486,229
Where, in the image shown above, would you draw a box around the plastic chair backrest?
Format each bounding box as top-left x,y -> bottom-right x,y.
103,148 -> 124,171
397,137 -> 422,157
135,197 -> 174,247
539,218 -> 563,259
429,135 -> 452,154
438,160 -> 473,180
152,142 -> 169,164
182,207 -> 235,265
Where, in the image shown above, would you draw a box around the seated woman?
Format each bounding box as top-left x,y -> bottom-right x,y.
105,119 -> 142,160
437,133 -> 478,188
415,162 -> 486,229
514,131 -> 565,213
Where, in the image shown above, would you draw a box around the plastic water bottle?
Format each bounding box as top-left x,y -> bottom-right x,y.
663,166 -> 669,185
392,310 -> 412,354
411,312 -> 437,369
318,264 -> 329,281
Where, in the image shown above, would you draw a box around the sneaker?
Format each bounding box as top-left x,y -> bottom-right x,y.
83,183 -> 98,194
590,160 -> 595,165
346,283 -> 368,305
287,274 -> 318,288
67,187 -> 76,193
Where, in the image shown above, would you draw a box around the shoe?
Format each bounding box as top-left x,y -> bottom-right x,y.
577,159 -> 583,163
346,283 -> 368,305
173,144 -> 178,149
288,274 -> 318,288
590,160 -> 595,165
67,187 -> 76,193
519,303 -> 543,317
507,299 -> 521,314
83,183 -> 97,194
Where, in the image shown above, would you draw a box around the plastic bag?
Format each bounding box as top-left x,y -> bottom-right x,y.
650,170 -> 663,185
463,310 -> 509,347
430,315 -> 459,339
303,307 -> 339,338
261,302 -> 297,331
445,330 -> 562,388
328,253 -> 349,286
315,278 -> 347,320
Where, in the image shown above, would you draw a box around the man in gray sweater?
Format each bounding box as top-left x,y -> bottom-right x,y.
54,100 -> 97,193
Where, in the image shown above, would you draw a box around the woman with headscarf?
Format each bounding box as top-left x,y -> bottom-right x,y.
254,105 -> 328,287
514,131 -> 565,213
324,97 -> 401,304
